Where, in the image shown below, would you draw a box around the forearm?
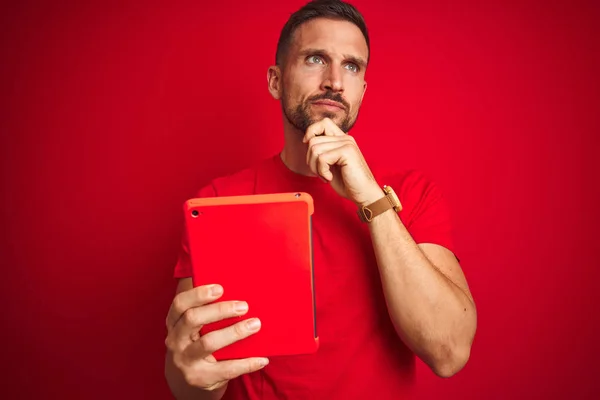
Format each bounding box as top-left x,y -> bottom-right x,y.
165,351 -> 227,400
368,210 -> 476,377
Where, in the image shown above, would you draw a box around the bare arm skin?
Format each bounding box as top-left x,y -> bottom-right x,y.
365,205 -> 477,378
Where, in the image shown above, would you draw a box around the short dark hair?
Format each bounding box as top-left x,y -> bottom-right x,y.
275,0 -> 370,66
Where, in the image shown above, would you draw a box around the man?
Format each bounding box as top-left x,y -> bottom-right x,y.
164,0 -> 477,399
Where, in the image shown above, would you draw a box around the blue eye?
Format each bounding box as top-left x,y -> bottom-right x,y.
345,63 -> 359,73
307,55 -> 324,64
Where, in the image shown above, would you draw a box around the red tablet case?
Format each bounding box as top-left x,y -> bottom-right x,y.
184,192 -> 319,361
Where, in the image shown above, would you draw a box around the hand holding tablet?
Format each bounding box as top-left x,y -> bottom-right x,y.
164,281 -> 269,393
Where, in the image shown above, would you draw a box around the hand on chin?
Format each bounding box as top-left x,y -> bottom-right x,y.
302,118 -> 381,205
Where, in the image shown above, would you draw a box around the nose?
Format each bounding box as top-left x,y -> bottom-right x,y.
321,65 -> 343,93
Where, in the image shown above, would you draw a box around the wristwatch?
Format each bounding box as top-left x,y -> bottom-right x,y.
357,185 -> 402,223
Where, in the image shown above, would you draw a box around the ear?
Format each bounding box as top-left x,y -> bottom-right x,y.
267,65 -> 282,100
360,80 -> 367,103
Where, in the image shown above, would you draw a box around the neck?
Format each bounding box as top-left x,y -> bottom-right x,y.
279,116 -> 314,177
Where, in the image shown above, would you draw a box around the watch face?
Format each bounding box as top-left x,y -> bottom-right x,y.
384,186 -> 402,211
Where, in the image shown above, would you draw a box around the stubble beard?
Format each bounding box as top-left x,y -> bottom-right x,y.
282,93 -> 356,135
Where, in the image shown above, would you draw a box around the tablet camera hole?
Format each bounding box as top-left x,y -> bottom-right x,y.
191,210 -> 201,218
295,193 -> 301,197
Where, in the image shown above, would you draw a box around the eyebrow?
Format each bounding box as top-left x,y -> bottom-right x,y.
299,48 -> 368,69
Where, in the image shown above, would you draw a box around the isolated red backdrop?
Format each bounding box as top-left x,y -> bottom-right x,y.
1,0 -> 598,399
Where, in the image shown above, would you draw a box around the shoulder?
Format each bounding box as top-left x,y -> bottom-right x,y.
376,168 -> 444,204
375,168 -> 451,227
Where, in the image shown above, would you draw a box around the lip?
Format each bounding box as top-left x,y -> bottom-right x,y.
312,100 -> 345,110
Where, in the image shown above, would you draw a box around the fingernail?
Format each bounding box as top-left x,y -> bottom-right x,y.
246,318 -> 261,331
211,285 -> 223,296
259,358 -> 269,367
235,301 -> 248,313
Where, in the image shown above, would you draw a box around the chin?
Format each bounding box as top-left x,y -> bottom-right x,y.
313,111 -> 341,121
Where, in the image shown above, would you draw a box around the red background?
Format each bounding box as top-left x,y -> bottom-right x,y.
1,0 -> 598,399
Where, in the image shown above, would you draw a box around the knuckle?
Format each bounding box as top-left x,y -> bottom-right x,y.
216,302 -> 228,315
199,286 -> 212,301
182,309 -> 198,326
233,321 -> 247,339
199,334 -> 215,353
165,333 -> 186,354
182,368 -> 201,387
190,329 -> 201,342
164,335 -> 174,350
223,364 -> 239,381
247,360 -> 258,375
172,293 -> 186,314
219,301 -> 233,316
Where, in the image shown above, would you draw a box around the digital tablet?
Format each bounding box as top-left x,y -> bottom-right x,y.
183,192 -> 319,361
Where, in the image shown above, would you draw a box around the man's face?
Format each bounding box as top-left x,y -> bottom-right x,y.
279,18 -> 368,134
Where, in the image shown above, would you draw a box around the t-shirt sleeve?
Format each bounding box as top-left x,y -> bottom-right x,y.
173,183 -> 217,279
395,170 -> 458,258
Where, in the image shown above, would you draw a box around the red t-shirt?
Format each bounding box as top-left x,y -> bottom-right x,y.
174,154 -> 457,399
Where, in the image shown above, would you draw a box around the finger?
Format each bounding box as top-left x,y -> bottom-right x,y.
322,117 -> 346,135
211,357 -> 270,382
186,318 -> 262,359
303,120 -> 326,142
316,145 -> 354,181
306,140 -> 347,178
305,136 -> 344,165
166,284 -> 224,330
306,135 -> 346,147
171,300 -> 250,348
316,154 -> 336,182
181,357 -> 269,391
303,118 -> 344,143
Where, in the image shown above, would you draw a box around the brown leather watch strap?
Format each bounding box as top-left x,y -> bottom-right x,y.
357,196 -> 394,223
